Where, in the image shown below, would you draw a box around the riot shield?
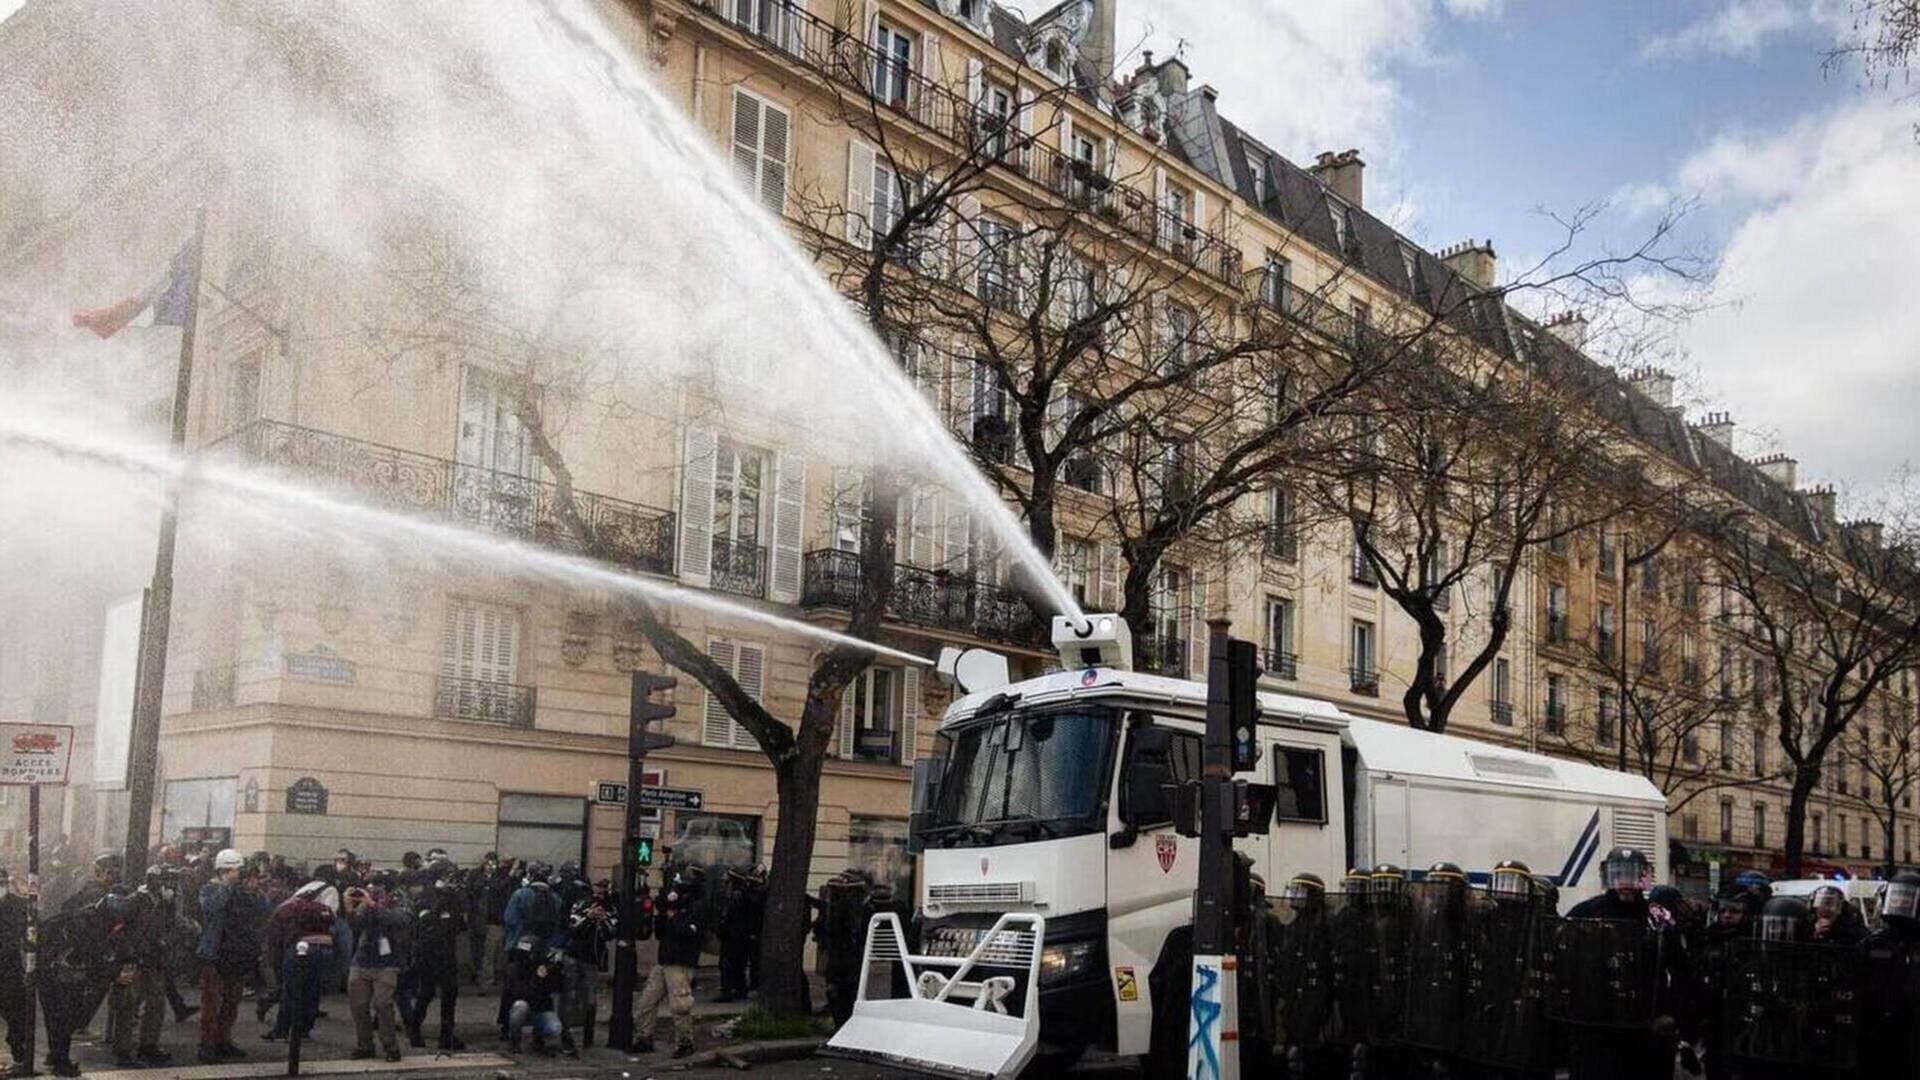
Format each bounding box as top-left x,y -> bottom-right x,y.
1401,881 -> 1469,1052
1549,917 -> 1663,1030
1719,939 -> 1861,1068
1325,893 -> 1375,1046
1263,898 -> 1336,1052
1462,897 -> 1558,1072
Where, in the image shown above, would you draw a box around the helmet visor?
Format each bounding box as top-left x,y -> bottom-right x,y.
1490,868 -> 1532,901
1602,857 -> 1648,891
1281,880 -> 1321,904
1810,889 -> 1844,918
1757,913 -> 1803,942
1369,874 -> 1403,898
1883,880 -> 1919,921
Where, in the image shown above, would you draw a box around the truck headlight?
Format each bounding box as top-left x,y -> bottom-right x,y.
1038,938 -> 1098,986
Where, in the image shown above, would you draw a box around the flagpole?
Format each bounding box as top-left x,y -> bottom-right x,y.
122,206 -> 207,877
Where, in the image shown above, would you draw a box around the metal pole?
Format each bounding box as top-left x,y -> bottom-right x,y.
22,782 -> 41,1077
608,670 -> 664,1051
287,942 -> 306,1075
1188,620 -> 1240,1080
123,206 -> 208,876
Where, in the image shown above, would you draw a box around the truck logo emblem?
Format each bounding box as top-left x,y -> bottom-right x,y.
980,857 -> 990,877
1156,834 -> 1177,873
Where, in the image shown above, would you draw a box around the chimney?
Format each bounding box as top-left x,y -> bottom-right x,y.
1546,310 -> 1591,351
1626,365 -> 1674,407
1696,411 -> 1735,450
1082,0 -> 1117,82
1155,56 -> 1190,97
1801,484 -> 1837,523
1752,453 -> 1798,490
1310,149 -> 1365,208
1438,239 -> 1497,290
1846,519 -> 1885,548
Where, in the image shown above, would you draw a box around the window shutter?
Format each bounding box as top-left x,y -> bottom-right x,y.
862,0 -> 879,45
730,90 -> 761,194
837,680 -> 857,758
758,101 -> 790,215
1098,543 -> 1120,611
942,496 -> 972,574
703,639 -> 738,747
1102,136 -> 1119,180
442,599 -> 474,677
955,196 -> 980,293
950,355 -> 976,435
677,427 -> 718,587
1188,569 -> 1208,679
1015,84 -> 1035,172
846,140 -> 876,247
920,28 -> 942,91
966,57 -> 984,108
768,450 -> 807,603
734,643 -> 764,748
900,665 -> 922,763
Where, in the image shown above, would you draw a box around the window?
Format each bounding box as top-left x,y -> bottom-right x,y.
1121,724 -> 1202,829
1056,538 -> 1094,610
1068,132 -> 1098,201
1719,718 -> 1734,770
968,360 -> 1011,462
1265,597 -> 1296,679
702,639 -> 765,749
1399,244 -> 1420,290
1597,527 -> 1617,577
1044,40 -> 1069,79
1491,658 -> 1513,726
873,22 -> 913,106
1328,200 -> 1351,252
1159,302 -> 1195,374
1641,553 -> 1660,591
849,817 -> 914,898
1719,798 -> 1734,845
1596,688 -> 1617,747
868,156 -> 907,249
497,793 -> 586,870
1262,251 -> 1291,309
975,216 -> 1016,305
1164,181 -> 1193,246
1148,566 -> 1189,675
227,352 -> 262,433
1350,620 -> 1377,694
1812,812 -> 1825,854
1752,725 -> 1767,777
1753,804 -> 1767,848
1682,727 -> 1700,763
730,88 -> 790,214
845,666 -> 901,762
162,778 -> 237,848
1261,486 -> 1299,561
1545,674 -> 1567,734
1547,584 -> 1568,642
1272,747 -> 1327,823
713,437 -> 768,557
1841,815 -> 1851,855
457,365 -> 535,479
1596,603 -> 1616,659
1682,813 -> 1699,841
1349,299 -> 1371,344
1351,520 -> 1377,586
1429,541 -> 1451,612
439,598 -> 527,725
1640,616 -> 1659,671
1546,503 -> 1568,554
981,81 -> 1014,159
1718,647 -> 1733,699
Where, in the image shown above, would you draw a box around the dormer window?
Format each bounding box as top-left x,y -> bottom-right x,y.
958,0 -> 983,24
1399,244 -> 1420,290
1328,200 -> 1350,253
1046,41 -> 1069,78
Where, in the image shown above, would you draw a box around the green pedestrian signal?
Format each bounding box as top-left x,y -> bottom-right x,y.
634,836 -> 654,867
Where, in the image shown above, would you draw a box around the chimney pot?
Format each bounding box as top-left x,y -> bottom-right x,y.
1846,519 -> 1884,547
1439,238 -> 1498,290
1753,454 -> 1798,490
1801,485 -> 1837,524
1697,412 -> 1736,450
1310,148 -> 1365,208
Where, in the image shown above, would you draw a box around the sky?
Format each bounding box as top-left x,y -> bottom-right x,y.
1115,0 -> 1919,511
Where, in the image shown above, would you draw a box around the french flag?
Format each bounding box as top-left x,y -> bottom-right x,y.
71,237 -> 198,339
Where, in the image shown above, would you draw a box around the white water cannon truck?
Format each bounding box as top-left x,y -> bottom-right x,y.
826,614 -> 1666,1078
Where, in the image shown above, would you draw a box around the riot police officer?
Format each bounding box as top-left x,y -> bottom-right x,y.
1808,885 -> 1865,946
1325,869 -> 1375,1077
1356,864 -> 1412,1078
1859,871 -> 1920,1074
0,868 -> 28,1069
406,856 -> 468,1051
1405,862 -> 1471,1074
1560,847 -> 1684,1080
1465,859 -> 1556,1080
718,866 -> 766,1003
104,867 -> 177,1068
1266,872 -> 1337,1079
815,868 -> 879,1029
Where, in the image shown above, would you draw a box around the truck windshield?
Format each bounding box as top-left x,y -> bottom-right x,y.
923,706 -> 1116,847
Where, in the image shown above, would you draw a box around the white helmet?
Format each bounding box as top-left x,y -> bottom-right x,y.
214,848 -> 245,871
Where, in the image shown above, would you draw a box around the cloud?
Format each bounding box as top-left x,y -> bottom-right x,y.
1665,99 -> 1920,494
1113,0 -> 1486,174
1638,0 -> 1848,61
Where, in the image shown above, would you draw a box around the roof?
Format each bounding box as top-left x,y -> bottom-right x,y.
1343,717 -> 1666,805
943,666 -> 1353,730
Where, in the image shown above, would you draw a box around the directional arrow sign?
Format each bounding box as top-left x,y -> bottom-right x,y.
632,785 -> 704,811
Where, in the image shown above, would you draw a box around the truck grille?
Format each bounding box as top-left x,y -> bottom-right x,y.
927,881 -> 1033,909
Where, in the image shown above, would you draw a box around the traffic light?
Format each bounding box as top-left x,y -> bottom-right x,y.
1227,638 -> 1261,772
633,835 -> 654,868
630,672 -> 677,756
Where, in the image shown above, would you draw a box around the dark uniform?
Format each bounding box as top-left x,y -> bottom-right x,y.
814,869 -> 880,1029
1859,872 -> 1920,1076
718,866 -> 766,1002
39,904 -> 113,1077
564,883 -> 616,1047
0,870 -> 29,1067
406,863 -> 468,1051
1559,848 -> 1684,1080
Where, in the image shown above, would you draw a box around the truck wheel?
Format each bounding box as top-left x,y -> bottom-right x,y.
1023,1043 -> 1087,1075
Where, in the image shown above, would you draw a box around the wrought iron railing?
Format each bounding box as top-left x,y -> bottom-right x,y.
1546,614 -> 1569,644
1262,649 -> 1298,680
712,537 -> 769,599
799,549 -> 1045,646
1491,701 -> 1514,726
433,674 -> 535,728
1266,528 -> 1299,563
216,420 -> 676,575
697,0 -> 1243,286
1544,702 -> 1567,735
1350,665 -> 1379,696
1137,635 -> 1188,678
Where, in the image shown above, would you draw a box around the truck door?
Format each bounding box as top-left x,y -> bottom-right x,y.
1106,721 -> 1202,1055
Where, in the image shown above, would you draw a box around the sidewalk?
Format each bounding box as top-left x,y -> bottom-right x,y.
3,965 -> 827,1078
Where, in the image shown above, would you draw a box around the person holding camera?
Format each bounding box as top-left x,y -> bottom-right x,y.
343,883 -> 409,1063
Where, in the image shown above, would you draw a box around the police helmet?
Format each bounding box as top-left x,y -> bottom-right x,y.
1530,875 -> 1560,910
1341,868 -> 1370,895
1490,860 -> 1533,901
1757,895 -> 1810,942
1426,861 -> 1468,888
1734,869 -> 1772,899
1809,884 -> 1846,919
1599,847 -> 1650,893
1369,864 -> 1406,898
1880,870 -> 1920,924
1281,873 -> 1326,904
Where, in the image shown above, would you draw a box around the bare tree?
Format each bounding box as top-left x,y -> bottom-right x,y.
1839,687 -> 1920,876
1707,507 -> 1920,876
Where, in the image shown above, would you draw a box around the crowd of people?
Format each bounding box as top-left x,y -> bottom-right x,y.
1257,847 -> 1920,1079
0,841 -> 775,1077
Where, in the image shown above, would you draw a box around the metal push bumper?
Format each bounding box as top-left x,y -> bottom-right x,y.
823,911 -> 1046,1079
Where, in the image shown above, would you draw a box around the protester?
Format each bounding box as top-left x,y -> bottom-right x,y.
633,865 -> 703,1058
195,848 -> 259,1064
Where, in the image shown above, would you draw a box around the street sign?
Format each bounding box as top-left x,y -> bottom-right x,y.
0,724 -> 75,785
595,779 -> 702,810
633,785 -> 704,810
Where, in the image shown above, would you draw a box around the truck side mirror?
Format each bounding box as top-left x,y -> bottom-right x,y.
907,758 -> 942,855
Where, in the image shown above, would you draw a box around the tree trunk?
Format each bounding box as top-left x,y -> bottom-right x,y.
1404,606 -> 1446,732
1885,817 -> 1898,880
1782,763 -> 1819,878
756,742 -> 827,1016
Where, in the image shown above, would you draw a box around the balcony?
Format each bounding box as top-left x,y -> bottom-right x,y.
1545,613 -> 1568,644
217,420 -> 676,575
712,537 -> 769,599
1137,635 -> 1188,678
433,674 -> 535,729
1544,702 -> 1567,735
1350,666 -> 1379,696
1491,701 -> 1514,726
799,549 -> 1045,647
696,0 -> 1243,287
1262,649 -> 1298,680
1266,528 -> 1299,563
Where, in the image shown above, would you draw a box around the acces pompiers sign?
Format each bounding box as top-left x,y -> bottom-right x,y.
0,723 -> 76,785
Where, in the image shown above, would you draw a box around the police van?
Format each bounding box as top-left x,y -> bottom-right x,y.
827,616 -> 1667,1078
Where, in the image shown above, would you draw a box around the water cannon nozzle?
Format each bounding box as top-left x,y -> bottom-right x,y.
1051,614 -> 1133,672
